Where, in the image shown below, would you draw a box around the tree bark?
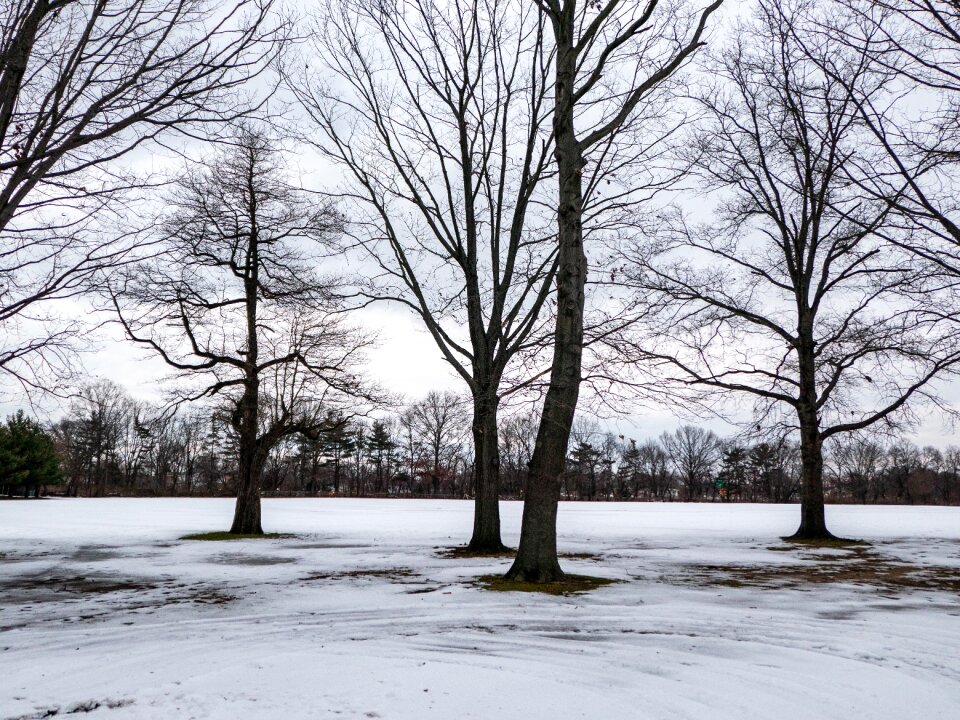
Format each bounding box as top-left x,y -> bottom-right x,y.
230,387 -> 264,534
791,412 -> 831,539
468,389 -> 505,552
230,206 -> 264,535
506,38 -> 585,582
789,334 -> 833,539
230,450 -> 264,534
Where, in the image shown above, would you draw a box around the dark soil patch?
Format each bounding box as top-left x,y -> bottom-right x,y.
208,554 -> 297,566
559,552 -> 603,562
779,536 -> 869,549
303,567 -> 420,583
0,550 -> 55,564
435,546 -> 514,559
404,585 -> 450,595
474,573 -> 620,596
3,697 -> 133,719
673,556 -> 960,595
179,588 -> 235,605
289,542 -> 372,550
0,572 -> 235,616
1,574 -> 157,600
180,532 -> 296,541
69,547 -> 124,563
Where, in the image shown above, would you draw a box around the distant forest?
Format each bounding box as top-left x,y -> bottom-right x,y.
5,379 -> 956,505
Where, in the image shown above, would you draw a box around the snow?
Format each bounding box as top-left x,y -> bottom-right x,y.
1,498 -> 958,719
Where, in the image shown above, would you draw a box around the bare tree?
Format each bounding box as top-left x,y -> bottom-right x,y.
613,0 -> 960,539
829,1 -> 960,244
0,0 -> 283,393
410,391 -> 469,495
661,425 -> 720,502
290,0 -> 558,551
827,433 -> 886,503
108,129 -> 374,534
54,378 -> 129,496
620,438 -> 674,500
499,406 -> 539,497
508,0 -> 724,582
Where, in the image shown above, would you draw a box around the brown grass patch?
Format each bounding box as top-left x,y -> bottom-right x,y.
474,573 -> 620,596
559,552 -> 604,562
675,556 -> 960,594
780,536 -> 869,549
180,532 -> 296,541
435,545 -> 515,559
303,567 -> 420,583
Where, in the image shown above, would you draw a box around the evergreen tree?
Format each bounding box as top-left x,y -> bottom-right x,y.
366,421 -> 396,494
0,411 -> 63,497
319,416 -> 357,496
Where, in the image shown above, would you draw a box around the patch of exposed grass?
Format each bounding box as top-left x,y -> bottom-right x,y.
673,558 -> 960,595
780,536 -> 869,549
474,573 -> 620,596
435,545 -> 515,559
2,574 -> 157,597
303,567 -> 420,583
180,531 -> 295,541
559,552 -> 604,562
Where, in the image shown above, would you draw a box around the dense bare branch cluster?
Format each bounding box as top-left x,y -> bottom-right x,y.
0,0 -> 282,391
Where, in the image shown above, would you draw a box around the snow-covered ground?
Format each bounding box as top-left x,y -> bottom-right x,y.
1,499 -> 958,720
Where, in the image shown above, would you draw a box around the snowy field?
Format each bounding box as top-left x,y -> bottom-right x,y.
1,499 -> 959,720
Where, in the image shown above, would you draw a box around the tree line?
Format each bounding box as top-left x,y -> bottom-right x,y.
5,0 -> 960,583
7,380 -> 957,507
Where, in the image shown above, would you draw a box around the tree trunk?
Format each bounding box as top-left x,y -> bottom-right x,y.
468,390 -> 505,552
230,440 -> 263,534
789,338 -> 833,540
230,209 -> 263,535
506,39 -> 584,583
791,417 -> 831,538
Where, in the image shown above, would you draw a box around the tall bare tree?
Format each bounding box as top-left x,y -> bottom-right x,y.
290,0 -> 557,551
508,0 -> 724,582
410,391 -> 469,495
108,130 -> 373,534
0,0 -> 283,393
661,425 -> 720,502
823,1 -> 960,279
612,0 -> 960,539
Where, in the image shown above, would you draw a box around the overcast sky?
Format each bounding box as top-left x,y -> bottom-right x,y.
2,0 -> 958,450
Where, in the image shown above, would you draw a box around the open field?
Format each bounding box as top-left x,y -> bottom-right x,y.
1,499 -> 959,719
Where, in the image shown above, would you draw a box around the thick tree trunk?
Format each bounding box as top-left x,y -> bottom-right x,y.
791,416 -> 831,539
789,336 -> 833,540
468,391 -> 505,552
230,435 -> 264,535
506,39 -> 584,583
230,215 -> 263,535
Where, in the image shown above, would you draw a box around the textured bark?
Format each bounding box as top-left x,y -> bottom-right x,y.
229,209 -> 264,536
792,424 -> 830,539
789,326 -> 833,540
468,390 -> 505,552
229,385 -> 264,534
230,452 -> 264,534
506,37 -> 584,582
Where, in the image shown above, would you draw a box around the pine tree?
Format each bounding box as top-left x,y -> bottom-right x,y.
0,411 -> 63,497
